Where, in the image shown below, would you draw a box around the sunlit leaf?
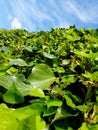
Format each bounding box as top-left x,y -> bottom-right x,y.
78,122 -> 89,130
9,58 -> 27,66
0,63 -> 11,72
29,88 -> 45,97
75,51 -> 89,58
3,83 -> 24,104
82,71 -> 91,79
19,114 -> 46,130
78,122 -> 98,130
0,74 -> 33,96
13,74 -> 33,96
62,59 -> 70,65
0,75 -> 13,89
23,45 -> 33,52
47,99 -> 62,108
14,103 -> 43,121
91,71 -> 98,82
93,105 -> 98,113
43,52 -> 56,59
0,104 -> 18,130
64,95 -> 76,108
75,51 -> 98,60
27,64 -> 56,90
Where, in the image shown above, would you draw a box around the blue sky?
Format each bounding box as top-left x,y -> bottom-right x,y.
0,0 -> 98,32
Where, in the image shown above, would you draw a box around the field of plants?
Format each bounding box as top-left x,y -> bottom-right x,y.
0,25 -> 98,129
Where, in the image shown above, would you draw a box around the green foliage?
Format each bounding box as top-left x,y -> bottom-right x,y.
0,26 -> 98,129
27,64 -> 56,90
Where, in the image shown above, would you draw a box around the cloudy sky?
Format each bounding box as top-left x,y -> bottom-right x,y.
0,0 -> 98,32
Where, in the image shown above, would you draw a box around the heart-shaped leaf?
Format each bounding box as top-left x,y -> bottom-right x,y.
0,75 -> 14,89
27,64 -> 56,90
29,88 -> 45,97
9,58 -> 27,66
3,83 -> 24,104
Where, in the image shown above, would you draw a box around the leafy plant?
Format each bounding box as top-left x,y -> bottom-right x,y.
0,26 -> 98,129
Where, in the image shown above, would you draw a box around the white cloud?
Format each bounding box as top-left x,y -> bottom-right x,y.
8,15 -> 12,21
7,0 -> 98,31
9,0 -> 53,31
61,0 -> 98,23
11,17 -> 22,29
8,1 -> 71,31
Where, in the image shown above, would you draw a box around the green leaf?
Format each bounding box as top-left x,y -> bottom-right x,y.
78,122 -> 98,130
64,95 -> 76,108
75,51 -> 89,58
61,75 -> 77,86
91,114 -> 98,124
47,99 -> 62,108
65,91 -> 82,104
55,126 -> 65,130
43,99 -> 62,117
29,88 -> 45,97
14,103 -> 43,121
3,83 -> 24,104
52,106 -> 78,123
0,103 -> 45,130
91,71 -> 98,82
82,71 -> 98,82
78,122 -> 89,130
23,45 -> 33,52
43,107 -> 57,116
87,51 -> 98,60
19,114 -> 46,130
93,105 -> 98,113
27,64 -> 56,90
55,126 -> 73,130
75,50 -> 98,60
43,52 -> 56,59
0,63 -> 11,72
0,103 -> 19,130
0,46 -> 9,52
76,105 -> 85,112
62,59 -> 70,65
0,75 -> 13,89
13,74 -> 33,96
9,58 -> 27,66
33,115 -> 46,130
82,71 -> 91,79
0,71 -> 6,76
0,74 -> 33,96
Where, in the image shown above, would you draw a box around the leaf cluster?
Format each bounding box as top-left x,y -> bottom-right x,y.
0,26 -> 98,129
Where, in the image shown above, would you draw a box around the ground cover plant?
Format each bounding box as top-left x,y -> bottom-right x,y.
0,25 -> 98,129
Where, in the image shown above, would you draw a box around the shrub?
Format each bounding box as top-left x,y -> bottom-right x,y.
0,26 -> 98,129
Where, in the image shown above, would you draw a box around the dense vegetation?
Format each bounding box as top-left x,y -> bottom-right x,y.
0,25 -> 98,129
